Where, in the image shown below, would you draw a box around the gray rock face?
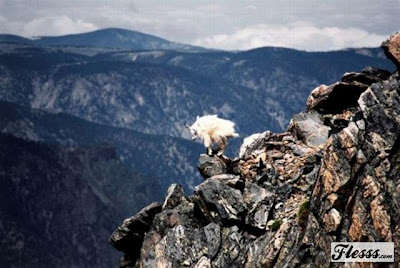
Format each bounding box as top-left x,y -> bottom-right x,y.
243,181 -> 275,231
211,226 -> 247,267
109,202 -> 162,258
382,32 -> 400,69
239,131 -> 271,159
361,66 -> 392,80
162,184 -> 186,210
197,154 -> 227,179
306,64 -> 393,117
342,67 -> 390,86
135,197 -> 222,267
194,179 -> 245,225
208,174 -> 243,189
288,112 -> 330,147
140,223 -> 220,267
358,75 -> 400,148
306,82 -> 368,114
110,42 -> 400,267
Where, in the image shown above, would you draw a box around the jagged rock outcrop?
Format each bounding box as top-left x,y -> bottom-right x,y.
110,36 -> 400,267
382,33 -> 400,69
197,154 -> 228,178
110,202 -> 162,260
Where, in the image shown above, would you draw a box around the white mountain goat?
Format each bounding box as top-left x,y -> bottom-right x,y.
186,115 -> 239,156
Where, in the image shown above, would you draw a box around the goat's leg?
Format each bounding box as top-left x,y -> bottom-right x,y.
216,136 -> 227,156
203,135 -> 213,156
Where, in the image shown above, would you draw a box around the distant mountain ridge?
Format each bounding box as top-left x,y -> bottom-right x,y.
0,28 -> 207,51
0,100 -> 203,191
0,42 -> 394,141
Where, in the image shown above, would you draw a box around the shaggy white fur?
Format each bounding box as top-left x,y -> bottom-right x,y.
186,115 -> 239,156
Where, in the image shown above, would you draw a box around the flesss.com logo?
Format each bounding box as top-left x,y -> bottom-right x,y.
331,242 -> 394,262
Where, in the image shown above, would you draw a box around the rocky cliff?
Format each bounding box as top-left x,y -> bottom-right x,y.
109,34 -> 400,267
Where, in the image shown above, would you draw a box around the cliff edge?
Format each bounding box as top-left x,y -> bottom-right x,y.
109,34 -> 400,267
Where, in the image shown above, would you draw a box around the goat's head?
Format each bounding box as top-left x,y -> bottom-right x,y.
185,124 -> 198,140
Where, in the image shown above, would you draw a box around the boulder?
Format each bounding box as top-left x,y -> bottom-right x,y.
208,174 -> 244,190
194,178 -> 245,225
197,154 -> 227,179
307,82 -> 368,113
382,33 -> 400,69
288,112 -> 330,147
109,202 -> 161,257
341,67 -> 390,86
362,66 -> 391,80
239,131 -> 271,159
342,72 -> 380,86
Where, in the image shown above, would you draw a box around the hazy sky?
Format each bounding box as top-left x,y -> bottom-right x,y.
0,0 -> 399,51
